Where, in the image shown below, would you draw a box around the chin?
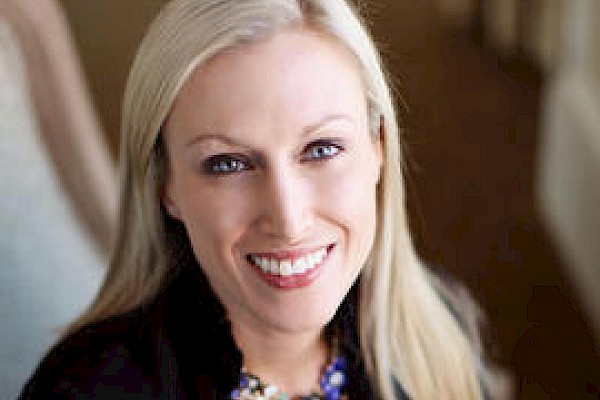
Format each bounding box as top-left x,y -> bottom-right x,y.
258,294 -> 346,334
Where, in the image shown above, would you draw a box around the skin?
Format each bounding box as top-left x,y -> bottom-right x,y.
162,26 -> 382,395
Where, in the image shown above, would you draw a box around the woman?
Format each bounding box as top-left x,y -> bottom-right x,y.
19,0 -> 504,399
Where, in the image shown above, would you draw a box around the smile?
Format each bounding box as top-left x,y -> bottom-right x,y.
246,244 -> 335,288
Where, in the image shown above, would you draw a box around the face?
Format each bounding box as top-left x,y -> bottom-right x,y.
162,27 -> 382,336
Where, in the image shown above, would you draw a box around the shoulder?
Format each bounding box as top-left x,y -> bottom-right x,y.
17,306 -> 169,400
428,270 -> 512,400
427,269 -> 484,351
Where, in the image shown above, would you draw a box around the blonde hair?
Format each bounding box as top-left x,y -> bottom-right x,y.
70,0 -> 497,398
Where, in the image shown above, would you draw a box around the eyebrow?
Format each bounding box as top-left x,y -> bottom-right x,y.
301,113 -> 354,136
185,133 -> 247,149
185,113 -> 354,149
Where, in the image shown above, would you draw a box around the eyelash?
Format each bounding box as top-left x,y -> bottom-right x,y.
302,140 -> 344,162
202,154 -> 251,175
202,140 -> 345,176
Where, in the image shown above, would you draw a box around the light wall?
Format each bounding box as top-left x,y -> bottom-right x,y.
538,0 -> 600,339
595,1 -> 600,88
0,21 -> 104,399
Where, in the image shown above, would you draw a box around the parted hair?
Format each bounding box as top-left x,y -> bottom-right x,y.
69,1 -> 504,398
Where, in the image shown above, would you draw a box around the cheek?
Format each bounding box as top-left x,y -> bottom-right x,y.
316,154 -> 379,240
177,182 -> 252,261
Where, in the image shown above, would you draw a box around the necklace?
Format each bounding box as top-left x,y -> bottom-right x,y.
229,356 -> 348,400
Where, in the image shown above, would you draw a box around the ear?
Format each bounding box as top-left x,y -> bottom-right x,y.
161,181 -> 182,220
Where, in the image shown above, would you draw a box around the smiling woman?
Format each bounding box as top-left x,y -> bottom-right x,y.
18,1 -> 505,399
161,29 -> 381,346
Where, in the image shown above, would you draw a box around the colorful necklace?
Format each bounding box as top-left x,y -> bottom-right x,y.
229,356 -> 348,400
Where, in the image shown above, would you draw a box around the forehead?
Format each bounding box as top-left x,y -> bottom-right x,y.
164,26 -> 368,140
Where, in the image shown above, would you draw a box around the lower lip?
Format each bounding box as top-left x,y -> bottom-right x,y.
248,244 -> 335,289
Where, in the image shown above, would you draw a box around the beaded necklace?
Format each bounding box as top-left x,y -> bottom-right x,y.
229,355 -> 348,400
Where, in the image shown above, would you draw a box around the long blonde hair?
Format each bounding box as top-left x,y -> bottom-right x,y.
70,0 -> 495,398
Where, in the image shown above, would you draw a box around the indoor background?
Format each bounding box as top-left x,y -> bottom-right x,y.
1,0 -> 598,398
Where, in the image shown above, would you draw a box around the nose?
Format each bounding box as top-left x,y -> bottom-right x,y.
253,165 -> 311,241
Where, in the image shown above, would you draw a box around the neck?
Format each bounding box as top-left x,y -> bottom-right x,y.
231,322 -> 329,396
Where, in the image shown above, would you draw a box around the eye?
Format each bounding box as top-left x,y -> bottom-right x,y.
202,154 -> 252,175
303,140 -> 344,161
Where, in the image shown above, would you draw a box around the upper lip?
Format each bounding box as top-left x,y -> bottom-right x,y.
246,243 -> 334,260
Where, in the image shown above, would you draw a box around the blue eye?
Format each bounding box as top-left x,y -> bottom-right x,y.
203,154 -> 251,175
304,141 -> 343,161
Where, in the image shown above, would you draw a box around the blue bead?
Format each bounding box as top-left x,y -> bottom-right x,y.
324,388 -> 339,400
328,371 -> 345,387
333,357 -> 347,370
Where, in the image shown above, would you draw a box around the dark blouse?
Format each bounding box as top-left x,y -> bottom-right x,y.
18,262 -> 408,399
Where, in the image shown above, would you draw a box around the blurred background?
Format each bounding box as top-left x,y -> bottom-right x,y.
1,0 -> 598,398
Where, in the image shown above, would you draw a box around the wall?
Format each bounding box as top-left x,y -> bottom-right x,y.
58,0 -> 164,155
0,22 -> 104,399
539,0 -> 600,338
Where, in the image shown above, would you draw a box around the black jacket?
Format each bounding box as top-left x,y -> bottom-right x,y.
18,263 -> 407,399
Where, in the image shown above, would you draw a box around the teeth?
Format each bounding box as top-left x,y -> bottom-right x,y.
280,260 -> 293,276
269,259 -> 279,274
258,257 -> 269,270
249,246 -> 329,276
292,258 -> 307,274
